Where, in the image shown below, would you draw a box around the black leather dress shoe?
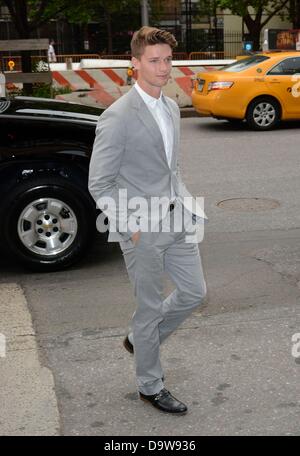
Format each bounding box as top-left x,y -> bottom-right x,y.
123,335 -> 134,354
139,388 -> 188,415
123,336 -> 165,382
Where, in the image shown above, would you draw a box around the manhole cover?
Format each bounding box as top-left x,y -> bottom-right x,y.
217,198 -> 280,212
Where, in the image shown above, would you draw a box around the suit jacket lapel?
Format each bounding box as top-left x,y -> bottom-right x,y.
163,95 -> 179,171
131,87 -> 166,153
130,87 -> 177,170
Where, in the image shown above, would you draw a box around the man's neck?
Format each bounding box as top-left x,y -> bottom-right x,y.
136,80 -> 161,99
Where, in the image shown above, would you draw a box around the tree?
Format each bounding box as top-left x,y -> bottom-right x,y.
53,0 -> 140,54
93,0 -> 140,54
290,0 -> 300,27
1,1 -> 79,39
196,0 -> 217,25
196,1 -> 220,50
1,0 -> 74,80
216,0 -> 290,50
0,0 -> 140,68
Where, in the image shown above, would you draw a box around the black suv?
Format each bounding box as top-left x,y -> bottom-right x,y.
0,96 -> 104,271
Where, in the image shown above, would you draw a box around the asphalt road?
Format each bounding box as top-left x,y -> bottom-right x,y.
1,117 -> 300,436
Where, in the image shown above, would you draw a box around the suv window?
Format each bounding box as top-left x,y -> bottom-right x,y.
268,57 -> 300,75
222,55 -> 270,72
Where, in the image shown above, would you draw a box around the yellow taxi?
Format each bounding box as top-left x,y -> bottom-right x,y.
192,52 -> 300,130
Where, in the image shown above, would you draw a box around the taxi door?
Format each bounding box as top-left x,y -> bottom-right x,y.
265,56 -> 300,117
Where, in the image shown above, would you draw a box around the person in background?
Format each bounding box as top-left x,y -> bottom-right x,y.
48,40 -> 57,63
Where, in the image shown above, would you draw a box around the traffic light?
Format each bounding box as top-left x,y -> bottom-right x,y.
8,60 -> 15,71
127,67 -> 133,78
242,41 -> 253,52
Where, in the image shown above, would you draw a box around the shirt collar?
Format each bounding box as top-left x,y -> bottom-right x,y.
134,82 -> 163,108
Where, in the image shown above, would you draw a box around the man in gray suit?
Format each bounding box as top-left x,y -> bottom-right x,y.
89,26 -> 207,415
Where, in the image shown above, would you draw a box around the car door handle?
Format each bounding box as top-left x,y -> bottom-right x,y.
269,79 -> 280,83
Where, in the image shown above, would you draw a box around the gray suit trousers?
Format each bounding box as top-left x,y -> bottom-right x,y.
119,200 -> 207,395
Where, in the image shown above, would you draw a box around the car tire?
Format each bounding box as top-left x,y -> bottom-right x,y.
2,176 -> 96,272
246,97 -> 281,131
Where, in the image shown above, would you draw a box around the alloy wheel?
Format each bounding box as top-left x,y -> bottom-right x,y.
17,197 -> 78,256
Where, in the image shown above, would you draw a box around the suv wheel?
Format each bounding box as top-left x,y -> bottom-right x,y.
2,176 -> 95,271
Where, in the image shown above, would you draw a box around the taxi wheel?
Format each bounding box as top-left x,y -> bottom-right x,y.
246,97 -> 281,131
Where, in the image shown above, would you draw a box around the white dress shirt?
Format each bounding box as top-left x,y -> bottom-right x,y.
134,82 -> 175,200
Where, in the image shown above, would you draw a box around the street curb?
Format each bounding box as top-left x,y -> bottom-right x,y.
0,283 -> 60,436
180,108 -> 206,118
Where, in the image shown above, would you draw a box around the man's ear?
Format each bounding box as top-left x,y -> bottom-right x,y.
132,56 -> 140,69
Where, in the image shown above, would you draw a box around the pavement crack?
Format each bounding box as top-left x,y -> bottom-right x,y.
255,257 -> 299,286
212,269 -> 264,292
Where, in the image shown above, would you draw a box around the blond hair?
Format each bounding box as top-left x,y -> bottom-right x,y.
131,26 -> 177,58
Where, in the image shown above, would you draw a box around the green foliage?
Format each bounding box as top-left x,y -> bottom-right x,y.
32,83 -> 72,98
217,0 -> 289,19
2,0 -> 140,27
2,0 -> 141,59
195,0 -> 216,17
209,0 -> 290,49
9,83 -> 72,98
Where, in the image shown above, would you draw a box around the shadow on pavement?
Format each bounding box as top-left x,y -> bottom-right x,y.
195,118 -> 300,133
0,234 -> 121,277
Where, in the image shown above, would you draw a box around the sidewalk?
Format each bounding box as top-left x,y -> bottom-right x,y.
0,283 -> 60,436
1,281 -> 300,435
55,89 -> 203,117
1,230 -> 300,435
32,229 -> 300,436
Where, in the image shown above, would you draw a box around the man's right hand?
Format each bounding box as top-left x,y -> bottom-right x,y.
131,230 -> 141,245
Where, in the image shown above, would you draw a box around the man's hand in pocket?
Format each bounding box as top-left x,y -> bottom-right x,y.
131,230 -> 141,245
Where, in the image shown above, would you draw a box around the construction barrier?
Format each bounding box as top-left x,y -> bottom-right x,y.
3,59 -> 235,108
51,59 -> 234,108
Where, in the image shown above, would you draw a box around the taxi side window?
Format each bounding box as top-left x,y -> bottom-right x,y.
268,57 -> 300,75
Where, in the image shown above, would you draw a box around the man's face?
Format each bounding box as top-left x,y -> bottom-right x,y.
132,43 -> 172,90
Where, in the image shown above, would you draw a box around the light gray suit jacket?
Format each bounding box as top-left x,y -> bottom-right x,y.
88,86 -> 202,242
